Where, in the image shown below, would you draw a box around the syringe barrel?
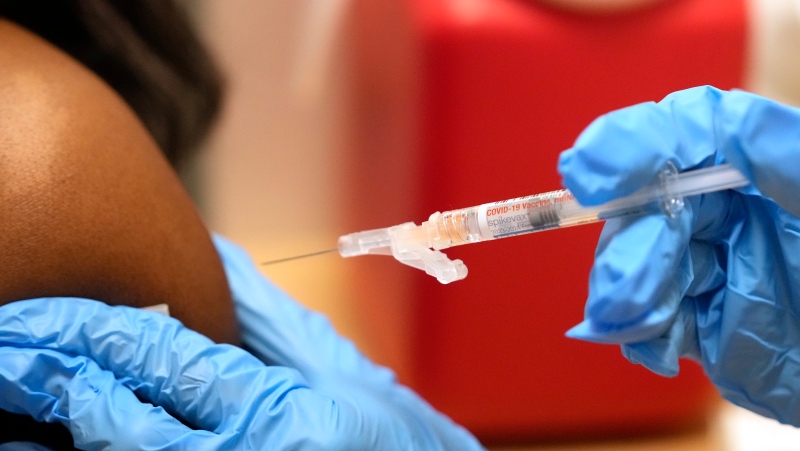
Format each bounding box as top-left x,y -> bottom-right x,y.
424,208 -> 481,249
337,164 -> 749,283
427,163 -> 749,250
427,189 -> 604,250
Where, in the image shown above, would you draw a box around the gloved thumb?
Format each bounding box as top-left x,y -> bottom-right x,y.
0,346 -> 198,450
717,90 -> 800,217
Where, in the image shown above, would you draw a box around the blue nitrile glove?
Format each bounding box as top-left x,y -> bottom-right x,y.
0,236 -> 484,450
559,85 -> 800,425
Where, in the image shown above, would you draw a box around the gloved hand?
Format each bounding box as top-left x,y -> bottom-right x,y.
559,86 -> 800,425
0,236 -> 484,450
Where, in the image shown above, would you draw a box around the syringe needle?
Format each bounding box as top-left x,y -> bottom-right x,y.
260,248 -> 338,266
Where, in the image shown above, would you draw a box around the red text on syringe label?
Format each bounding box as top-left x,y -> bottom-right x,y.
476,190 -> 574,239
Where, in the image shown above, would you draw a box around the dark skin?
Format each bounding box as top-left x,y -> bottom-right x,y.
0,19 -> 238,344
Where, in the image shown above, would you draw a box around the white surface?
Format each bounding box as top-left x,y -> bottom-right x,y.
745,0 -> 800,106
718,402 -> 800,451
199,0 -> 348,249
141,303 -> 171,317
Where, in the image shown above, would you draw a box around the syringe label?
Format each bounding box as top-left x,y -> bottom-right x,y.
476,191 -> 573,239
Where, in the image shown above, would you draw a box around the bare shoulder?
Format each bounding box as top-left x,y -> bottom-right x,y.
0,20 -> 238,343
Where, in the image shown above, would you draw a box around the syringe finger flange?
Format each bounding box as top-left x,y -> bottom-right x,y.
658,161 -> 685,218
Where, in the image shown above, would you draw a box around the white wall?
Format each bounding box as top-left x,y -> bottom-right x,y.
197,0 -> 358,337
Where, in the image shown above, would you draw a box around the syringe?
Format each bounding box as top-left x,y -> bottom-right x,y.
337,163 -> 749,284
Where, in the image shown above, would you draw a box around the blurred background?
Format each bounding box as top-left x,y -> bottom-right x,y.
191,0 -> 800,449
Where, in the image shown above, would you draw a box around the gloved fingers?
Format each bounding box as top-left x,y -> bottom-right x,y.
0,298 -> 311,434
0,304 -> 474,451
559,86 -> 724,207
566,189 -> 735,342
566,206 -> 694,343
619,235 -> 729,375
716,90 -> 800,217
620,295 -> 701,377
683,238 -> 728,299
214,235 -> 399,387
0,346 -> 212,450
617,238 -> 726,376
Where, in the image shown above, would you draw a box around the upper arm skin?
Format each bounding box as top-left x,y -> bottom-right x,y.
0,20 -> 239,344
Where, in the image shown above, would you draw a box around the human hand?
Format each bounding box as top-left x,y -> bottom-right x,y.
0,238 -> 483,450
559,86 -> 800,425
